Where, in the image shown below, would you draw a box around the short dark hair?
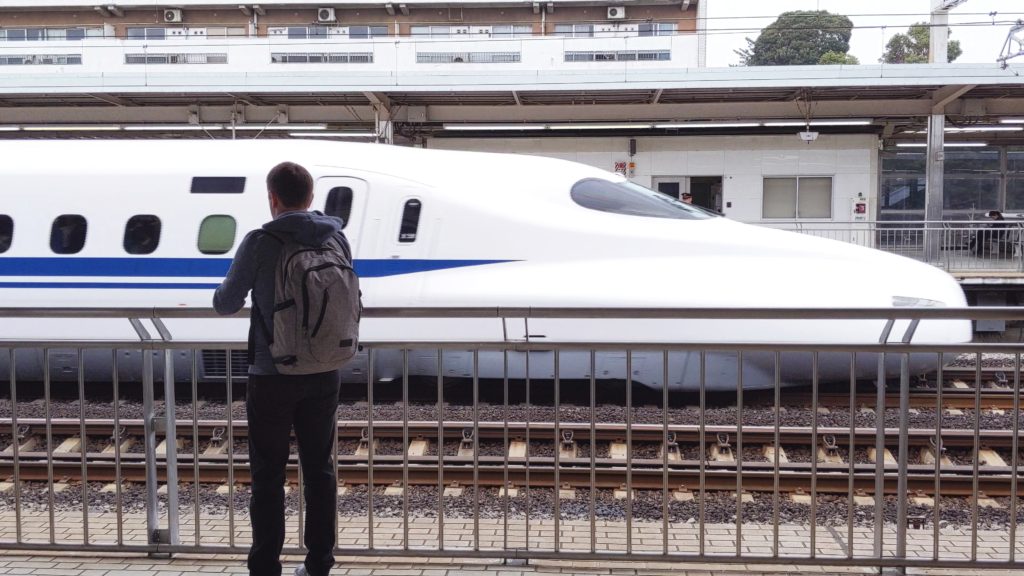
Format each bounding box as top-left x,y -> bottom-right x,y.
266,161 -> 313,208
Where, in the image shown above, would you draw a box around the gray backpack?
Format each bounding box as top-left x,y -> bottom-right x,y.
260,231 -> 361,375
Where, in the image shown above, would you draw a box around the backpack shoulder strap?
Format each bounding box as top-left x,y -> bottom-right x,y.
247,229 -> 287,363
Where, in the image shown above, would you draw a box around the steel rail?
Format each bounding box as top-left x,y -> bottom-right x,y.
3,418 -> 1023,447
0,457 -> 1018,497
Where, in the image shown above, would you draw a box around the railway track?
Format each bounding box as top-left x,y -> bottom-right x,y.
0,418 -> 1021,497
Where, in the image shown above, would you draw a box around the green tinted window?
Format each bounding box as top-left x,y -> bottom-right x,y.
198,215 -> 237,255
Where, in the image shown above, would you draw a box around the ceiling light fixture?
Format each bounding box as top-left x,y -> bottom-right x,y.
123,125 -> 210,131
289,132 -> 377,138
999,118 -> 1024,124
443,124 -> 547,131
547,123 -> 654,130
21,125 -> 122,131
895,142 -> 988,148
763,119 -> 873,127
654,122 -> 760,129
944,126 -> 1023,132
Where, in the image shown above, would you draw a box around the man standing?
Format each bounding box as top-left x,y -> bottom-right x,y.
214,162 -> 353,576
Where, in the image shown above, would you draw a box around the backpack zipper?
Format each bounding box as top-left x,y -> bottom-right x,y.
311,288 -> 331,338
301,262 -> 347,328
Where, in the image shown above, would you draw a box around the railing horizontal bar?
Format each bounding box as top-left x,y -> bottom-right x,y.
0,306 -> 1021,321
0,340 -> 1018,354
0,539 -> 1020,570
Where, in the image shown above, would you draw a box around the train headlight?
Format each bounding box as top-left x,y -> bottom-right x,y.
892,296 -> 944,307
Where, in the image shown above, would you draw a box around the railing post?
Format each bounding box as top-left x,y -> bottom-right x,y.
130,317 -> 171,555
163,348 -> 181,547
141,345 -> 163,551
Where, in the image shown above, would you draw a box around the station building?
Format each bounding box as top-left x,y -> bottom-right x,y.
0,1 -> 1022,226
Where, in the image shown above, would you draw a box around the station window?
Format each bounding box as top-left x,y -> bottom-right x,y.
762,177 -> 833,219
325,187 -> 353,229
50,214 -> 88,254
0,215 -> 12,253
1007,178 -> 1024,211
124,215 -> 162,255
198,215 -> 237,255
571,178 -> 709,220
191,176 -> 246,194
398,199 -> 421,243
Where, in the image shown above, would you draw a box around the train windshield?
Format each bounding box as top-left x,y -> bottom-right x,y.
571,178 -> 713,220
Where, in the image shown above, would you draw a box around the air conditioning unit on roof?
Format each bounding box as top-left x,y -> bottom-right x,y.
163,8 -> 183,23
317,7 -> 337,22
607,6 -> 626,19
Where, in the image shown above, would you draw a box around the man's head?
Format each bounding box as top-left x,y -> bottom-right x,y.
266,161 -> 313,217
681,192 -> 693,204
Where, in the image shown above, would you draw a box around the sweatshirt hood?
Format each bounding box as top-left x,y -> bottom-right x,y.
262,210 -> 343,246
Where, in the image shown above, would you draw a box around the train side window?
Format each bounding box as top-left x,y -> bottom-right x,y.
124,215 -> 162,255
191,177 -> 246,194
398,199 -> 421,243
325,187 -> 353,229
198,215 -> 237,254
0,215 -> 12,253
50,214 -> 87,254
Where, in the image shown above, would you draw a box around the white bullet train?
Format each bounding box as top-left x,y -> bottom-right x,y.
0,140 -> 969,391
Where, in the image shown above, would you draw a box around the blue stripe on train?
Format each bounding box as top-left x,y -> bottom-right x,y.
0,257 -> 514,283
0,282 -> 222,289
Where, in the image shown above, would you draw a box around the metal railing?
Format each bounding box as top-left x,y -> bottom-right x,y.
0,306 -> 1022,571
760,220 -> 1024,274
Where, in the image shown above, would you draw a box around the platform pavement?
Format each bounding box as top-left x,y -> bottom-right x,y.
0,553 -> 1022,576
1,511 -> 1023,575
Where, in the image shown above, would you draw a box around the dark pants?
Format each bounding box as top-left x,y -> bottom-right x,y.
246,370 -> 340,576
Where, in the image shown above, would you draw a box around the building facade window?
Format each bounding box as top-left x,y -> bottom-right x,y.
0,54 -> 82,65
762,177 -> 833,219
126,27 -> 167,40
417,51 -> 520,63
553,24 -> 594,38
271,52 -> 373,63
638,22 -> 677,36
565,50 -> 670,62
0,27 -> 104,41
348,26 -> 389,38
125,53 -> 227,64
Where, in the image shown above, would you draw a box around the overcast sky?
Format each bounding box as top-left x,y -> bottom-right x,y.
704,0 -> 1022,67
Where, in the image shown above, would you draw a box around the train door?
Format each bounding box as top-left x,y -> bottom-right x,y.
315,177 -> 368,257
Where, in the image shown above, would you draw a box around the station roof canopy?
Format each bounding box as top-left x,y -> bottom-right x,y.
1,63 -> 1022,138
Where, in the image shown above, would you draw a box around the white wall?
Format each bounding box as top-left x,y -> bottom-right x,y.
429,134 -> 879,223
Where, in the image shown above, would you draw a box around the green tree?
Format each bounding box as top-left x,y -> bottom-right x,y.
881,22 -> 962,63
818,50 -> 859,64
736,10 -> 855,66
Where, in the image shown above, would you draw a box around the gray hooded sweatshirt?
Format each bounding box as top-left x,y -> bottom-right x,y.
213,210 -> 352,375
